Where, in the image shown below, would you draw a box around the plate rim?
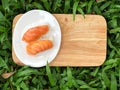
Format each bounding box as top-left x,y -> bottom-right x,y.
12,9 -> 61,67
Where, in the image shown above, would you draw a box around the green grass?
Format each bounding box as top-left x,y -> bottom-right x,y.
0,0 -> 120,89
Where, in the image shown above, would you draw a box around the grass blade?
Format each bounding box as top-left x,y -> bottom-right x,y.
64,0 -> 70,13
104,59 -> 117,65
1,0 -> 9,11
94,5 -> 101,14
0,11 -> 4,19
110,27 -> 120,34
75,79 -> 89,87
52,0 -> 62,12
79,85 -> 91,89
0,26 -> 7,32
100,1 -> 111,11
77,7 -> 85,18
110,72 -> 117,90
80,2 -> 88,8
14,68 -> 39,78
101,71 -> 110,87
0,33 -> 7,43
87,0 -> 94,13
46,64 -> 56,86
73,0 -> 79,20
67,67 -> 73,87
0,56 -> 9,70
32,2 -> 44,9
41,0 -> 51,11
91,67 -> 99,76
119,65 -> 120,87
108,38 -> 117,50
20,81 -> 29,90
108,19 -> 118,28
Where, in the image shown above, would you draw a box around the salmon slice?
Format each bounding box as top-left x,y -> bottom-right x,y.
26,40 -> 53,55
22,25 -> 49,43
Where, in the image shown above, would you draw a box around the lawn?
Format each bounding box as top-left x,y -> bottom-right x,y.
0,0 -> 120,90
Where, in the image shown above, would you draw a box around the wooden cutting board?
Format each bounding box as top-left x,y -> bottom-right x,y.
12,14 -> 107,67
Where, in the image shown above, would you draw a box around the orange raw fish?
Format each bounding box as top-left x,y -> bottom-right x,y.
26,40 -> 53,55
22,25 -> 49,43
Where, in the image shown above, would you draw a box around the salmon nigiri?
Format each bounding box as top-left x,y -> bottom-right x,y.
26,40 -> 53,55
22,25 -> 49,43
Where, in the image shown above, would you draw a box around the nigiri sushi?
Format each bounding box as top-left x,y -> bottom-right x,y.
26,40 -> 53,55
22,25 -> 49,43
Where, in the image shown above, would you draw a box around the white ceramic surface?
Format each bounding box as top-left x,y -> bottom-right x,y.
13,10 -> 61,67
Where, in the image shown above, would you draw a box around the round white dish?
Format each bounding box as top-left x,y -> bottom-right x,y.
13,10 -> 61,67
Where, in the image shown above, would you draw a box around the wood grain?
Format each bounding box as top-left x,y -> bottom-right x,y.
12,14 -> 107,67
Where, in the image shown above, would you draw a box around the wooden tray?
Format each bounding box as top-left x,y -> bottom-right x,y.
12,14 -> 107,67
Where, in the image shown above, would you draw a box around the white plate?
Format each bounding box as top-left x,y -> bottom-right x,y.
13,10 -> 61,67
